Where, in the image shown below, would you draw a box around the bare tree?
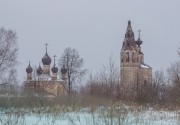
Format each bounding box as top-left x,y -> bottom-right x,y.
167,61 -> 180,103
0,27 -> 18,85
83,55 -> 120,99
151,70 -> 166,103
167,61 -> 180,87
58,47 -> 87,93
99,55 -> 120,97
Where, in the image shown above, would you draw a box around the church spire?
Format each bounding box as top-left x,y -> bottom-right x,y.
128,20 -> 131,25
125,20 -> 134,39
123,20 -> 136,49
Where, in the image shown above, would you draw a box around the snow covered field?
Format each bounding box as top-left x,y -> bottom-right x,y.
0,106 -> 179,125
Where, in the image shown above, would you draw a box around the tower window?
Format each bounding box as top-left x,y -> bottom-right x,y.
132,53 -> 135,62
126,52 -> 129,62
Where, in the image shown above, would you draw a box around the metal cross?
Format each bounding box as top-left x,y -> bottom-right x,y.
45,43 -> 48,52
53,55 -> 57,65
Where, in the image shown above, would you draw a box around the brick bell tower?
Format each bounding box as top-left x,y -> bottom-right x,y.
120,21 -> 152,91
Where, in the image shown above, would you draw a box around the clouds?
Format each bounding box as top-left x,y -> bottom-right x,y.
0,0 -> 179,82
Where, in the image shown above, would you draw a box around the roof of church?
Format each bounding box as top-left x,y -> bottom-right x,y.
51,65 -> 58,73
42,52 -> 51,65
26,61 -> 33,73
136,30 -> 143,47
42,43 -> 51,65
124,20 -> 136,47
123,20 -> 143,49
37,64 -> 43,75
51,55 -> 58,73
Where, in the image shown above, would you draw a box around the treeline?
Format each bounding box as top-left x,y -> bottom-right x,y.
1,26 -> 180,108
79,56 -> 180,107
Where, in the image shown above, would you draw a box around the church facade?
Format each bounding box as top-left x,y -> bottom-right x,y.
24,44 -> 68,96
120,21 -> 152,91
24,21 -> 152,96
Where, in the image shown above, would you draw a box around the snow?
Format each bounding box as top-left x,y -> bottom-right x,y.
0,108 -> 179,125
141,64 -> 150,68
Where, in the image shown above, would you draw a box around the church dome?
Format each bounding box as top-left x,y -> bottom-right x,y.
51,65 -> 58,73
51,55 -> 58,73
136,38 -> 143,47
61,65 -> 67,74
42,52 -> 51,65
37,64 -> 43,75
42,43 -> 51,65
136,30 -> 143,47
26,61 -> 33,73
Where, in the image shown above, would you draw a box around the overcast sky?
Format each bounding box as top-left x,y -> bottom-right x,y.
0,0 -> 180,82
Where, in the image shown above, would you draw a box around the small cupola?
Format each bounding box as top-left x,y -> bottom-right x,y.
51,55 -> 58,73
136,30 -> 143,47
61,64 -> 67,74
51,66 -> 58,73
37,63 -> 43,75
42,43 -> 51,65
26,61 -> 33,73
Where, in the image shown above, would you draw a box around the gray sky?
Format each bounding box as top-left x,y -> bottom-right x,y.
0,0 -> 180,82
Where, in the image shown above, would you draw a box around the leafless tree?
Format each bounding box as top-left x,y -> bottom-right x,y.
98,55 -> 120,97
58,47 -> 87,93
151,70 -> 166,103
0,27 -> 18,85
167,61 -> 180,87
167,61 -> 180,103
83,55 -> 120,99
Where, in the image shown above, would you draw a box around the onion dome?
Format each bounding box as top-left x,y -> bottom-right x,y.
136,30 -> 143,47
42,43 -> 51,65
37,64 -> 43,75
51,66 -> 58,73
61,65 -> 67,74
42,53 -> 51,65
51,55 -> 58,73
136,38 -> 143,47
26,61 -> 33,73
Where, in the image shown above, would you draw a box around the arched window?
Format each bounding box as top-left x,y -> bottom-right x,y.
126,52 -> 129,62
132,52 -> 135,62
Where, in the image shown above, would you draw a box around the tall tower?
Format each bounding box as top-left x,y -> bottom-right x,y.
120,21 -> 152,90
42,43 -> 51,74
